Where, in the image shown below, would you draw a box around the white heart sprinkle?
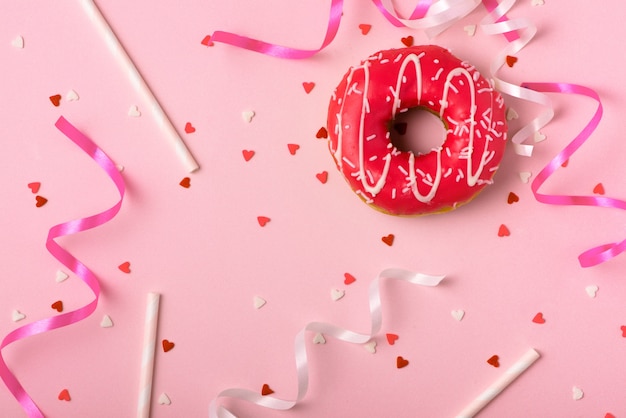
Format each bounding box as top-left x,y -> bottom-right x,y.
534,131 -> 546,143
463,25 -> 476,37
11,36 -> 24,49
572,386 -> 583,400
519,171 -> 532,183
313,333 -> 326,344
66,89 -> 79,102
12,310 -> 26,322
585,285 -> 598,298
128,105 -> 141,117
55,270 -> 69,283
451,309 -> 465,321
531,0 -> 545,6
253,296 -> 266,309
363,340 -> 377,354
116,164 -> 125,172
158,392 -> 171,405
330,289 -> 345,301
506,107 -> 519,121
241,110 -> 255,123
100,315 -> 114,328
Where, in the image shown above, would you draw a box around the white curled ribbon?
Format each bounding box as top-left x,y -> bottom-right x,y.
208,268 -> 445,417
480,0 -> 553,157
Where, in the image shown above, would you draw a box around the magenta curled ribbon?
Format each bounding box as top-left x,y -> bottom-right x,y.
0,117 -> 125,417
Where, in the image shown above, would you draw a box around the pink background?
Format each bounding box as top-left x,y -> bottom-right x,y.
2,0 -> 626,416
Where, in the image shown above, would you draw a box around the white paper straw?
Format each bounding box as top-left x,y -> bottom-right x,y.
80,0 -> 199,173
456,348 -> 540,418
137,292 -> 161,418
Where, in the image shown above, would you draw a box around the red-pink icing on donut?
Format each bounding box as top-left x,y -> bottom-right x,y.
327,45 -> 507,215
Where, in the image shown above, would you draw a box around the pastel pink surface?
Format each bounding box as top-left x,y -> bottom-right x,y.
2,1 -> 626,417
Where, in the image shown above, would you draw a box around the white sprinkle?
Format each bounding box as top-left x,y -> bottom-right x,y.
158,393 -> 172,405
12,310 -> 26,322
100,315 -> 114,328
369,155 -> 378,161
366,134 -> 376,141
331,289 -> 345,301
55,270 -> 69,283
127,105 -> 141,117
66,89 -> 79,102
11,35 -> 24,49
342,157 -> 356,169
241,110 -> 255,123
253,296 -> 267,309
313,333 -> 326,344
397,165 -> 408,176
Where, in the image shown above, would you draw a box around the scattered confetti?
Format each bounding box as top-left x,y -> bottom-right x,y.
179,177 -> 191,188
184,122 -> 196,134
302,82 -> 315,94
65,89 -> 79,102
519,172 -> 532,183
242,150 -> 255,161
330,289 -> 345,301
487,355 -> 500,368
451,310 -> 465,321
100,315 -> 114,328
497,224 -> 510,237
118,261 -> 131,273
127,105 -> 141,117
593,183 -> 605,195
381,234 -> 395,246
464,25 -> 476,37
531,0 -> 545,5
11,310 -> 26,322
505,55 -> 518,67
343,273 -> 356,285
55,270 -> 69,283
532,312 -> 546,324
158,393 -> 171,405
358,24 -> 372,35
534,131 -> 546,143
572,386 -> 584,400
261,384 -> 274,396
57,389 -> 71,401
363,340 -> 377,354
401,36 -> 414,47
287,143 -> 300,155
396,356 -> 409,368
162,339 -> 175,352
313,333 -> 326,344
316,127 -> 328,139
506,107 -> 519,121
507,192 -> 519,204
315,171 -> 328,184
257,216 -> 270,227
35,195 -> 48,207
200,35 -> 214,46
241,110 -> 255,123
11,35 -> 24,49
253,296 -> 266,309
386,333 -> 399,345
51,301 -> 63,312
27,182 -> 41,194
585,285 -> 598,298
49,94 -> 61,107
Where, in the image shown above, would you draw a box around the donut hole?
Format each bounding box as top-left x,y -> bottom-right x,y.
389,107 -> 447,155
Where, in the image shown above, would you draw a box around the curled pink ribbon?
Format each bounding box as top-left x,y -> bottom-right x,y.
208,268 -> 445,417
0,116 -> 125,417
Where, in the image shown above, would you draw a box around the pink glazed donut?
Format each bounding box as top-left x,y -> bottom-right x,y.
327,45 -> 507,216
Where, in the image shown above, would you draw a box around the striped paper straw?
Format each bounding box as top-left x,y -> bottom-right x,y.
456,348 -> 540,418
137,292 -> 161,418
80,0 -> 199,173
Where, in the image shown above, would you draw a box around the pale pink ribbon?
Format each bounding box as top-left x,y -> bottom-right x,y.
0,117 -> 125,417
208,268 -> 445,417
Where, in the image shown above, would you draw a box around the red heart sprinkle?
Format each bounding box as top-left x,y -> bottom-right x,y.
561,159 -> 569,167
287,143 -> 300,155
51,300 -> 63,312
242,150 -> 255,161
620,326 -> 626,337
200,35 -> 214,47
49,94 -> 61,107
343,273 -> 356,285
184,122 -> 196,134
302,82 -> 315,94
58,389 -> 71,401
498,224 -> 510,237
316,127 -> 328,139
257,216 -> 270,227
386,333 -> 399,345
382,234 -> 395,246
35,195 -> 48,207
28,182 -> 41,194
162,339 -> 175,352
401,36 -> 414,47
532,312 -> 546,324
396,356 -> 409,368
118,261 -> 131,274
506,55 -> 518,67
358,24 -> 372,35
606,413 -> 616,418
316,171 -> 328,184
261,384 -> 274,396
487,355 -> 500,368
179,177 -> 191,188
507,192 -> 519,204
593,183 -> 605,195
